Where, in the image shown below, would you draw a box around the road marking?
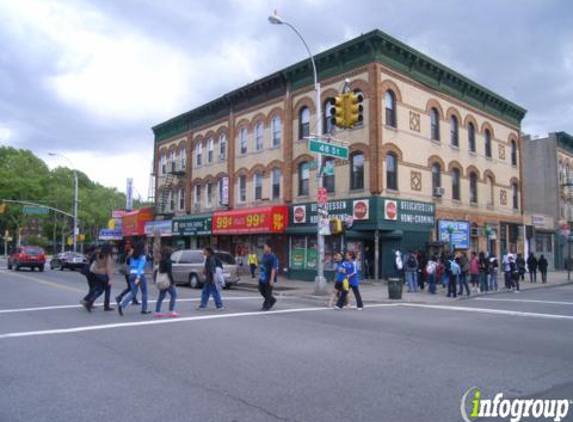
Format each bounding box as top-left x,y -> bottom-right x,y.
400,303 -> 573,320
0,270 -> 84,293
0,304 -> 398,340
474,298 -> 573,306
0,296 -> 264,314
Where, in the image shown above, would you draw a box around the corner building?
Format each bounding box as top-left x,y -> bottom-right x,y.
152,30 -> 526,280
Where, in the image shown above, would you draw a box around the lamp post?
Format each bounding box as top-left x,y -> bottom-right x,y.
269,11 -> 326,293
49,153 -> 78,252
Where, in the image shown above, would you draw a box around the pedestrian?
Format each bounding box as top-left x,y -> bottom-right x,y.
439,254 -> 448,290
510,255 -> 520,292
478,251 -> 489,293
258,242 -> 278,311
404,250 -> 419,292
336,251 -> 364,310
364,246 -> 374,279
527,252 -> 538,283
488,252 -> 499,291
394,250 -> 404,279
197,246 -> 224,310
154,247 -> 178,318
80,245 -> 97,307
469,251 -> 480,293
538,254 -> 548,283
117,241 -> 150,316
248,251 -> 258,279
82,243 -> 114,312
446,255 -> 459,298
425,255 -> 438,294
327,252 -> 346,307
458,252 -> 470,296
116,245 -> 140,306
516,253 -> 526,282
502,252 -> 513,290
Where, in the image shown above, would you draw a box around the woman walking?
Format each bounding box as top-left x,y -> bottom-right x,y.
82,244 -> 113,312
117,241 -> 150,316
116,245 -> 139,306
154,247 -> 178,317
335,251 -> 363,310
327,252 -> 346,307
538,254 -> 548,283
197,246 -> 224,310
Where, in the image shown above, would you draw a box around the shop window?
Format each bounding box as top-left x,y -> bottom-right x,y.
219,133 -> 227,161
385,90 -> 397,128
298,162 -> 310,196
254,172 -> 263,201
299,106 -> 310,139
469,172 -> 478,204
430,108 -> 440,141
386,153 -> 398,191
485,129 -> 492,158
271,168 -> 281,200
323,157 -> 335,193
255,123 -> 264,151
239,127 -> 248,155
452,168 -> 461,200
207,138 -> 214,163
450,115 -> 459,147
468,122 -> 476,152
350,152 -> 364,190
271,116 -> 282,147
238,175 -> 247,203
323,98 -> 335,134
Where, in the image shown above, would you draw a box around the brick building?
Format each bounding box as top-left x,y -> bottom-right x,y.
151,29 -> 526,280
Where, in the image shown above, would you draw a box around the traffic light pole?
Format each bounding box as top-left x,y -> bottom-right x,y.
315,81 -> 327,294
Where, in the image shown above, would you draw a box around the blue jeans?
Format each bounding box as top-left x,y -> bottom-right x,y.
458,273 -> 470,296
428,273 -> 436,294
489,271 -> 498,291
120,274 -> 148,312
480,272 -> 489,292
87,274 -> 108,304
156,285 -> 177,312
405,271 -> 418,292
200,282 -> 223,308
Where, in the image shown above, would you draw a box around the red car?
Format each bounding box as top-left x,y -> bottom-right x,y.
8,246 -> 46,272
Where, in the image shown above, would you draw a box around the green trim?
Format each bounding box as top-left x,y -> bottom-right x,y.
153,30 -> 526,143
556,132 -> 573,155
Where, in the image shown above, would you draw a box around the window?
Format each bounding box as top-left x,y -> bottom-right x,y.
271,168 -> 281,199
468,122 -> 476,152
511,141 -> 517,166
298,162 -> 310,196
195,142 -> 202,166
178,187 -> 185,210
452,168 -> 461,200
179,148 -> 186,170
179,251 -> 204,264
350,152 -> 365,190
353,89 -> 364,126
385,90 -> 397,128
512,183 -> 519,210
253,172 -> 263,200
450,115 -> 459,147
323,157 -> 335,193
206,183 -> 213,207
386,153 -> 398,190
469,172 -> 478,204
160,154 -> 166,175
299,106 -> 310,139
238,175 -> 247,203
485,129 -> 492,158
207,138 -> 214,163
487,176 -> 494,206
167,189 -> 173,211
323,98 -> 335,134
432,163 -> 441,193
271,116 -> 282,147
170,150 -> 176,172
239,127 -> 248,155
254,123 -> 264,151
431,108 -> 440,141
194,185 -> 201,206
219,133 -> 227,160
218,177 -> 228,206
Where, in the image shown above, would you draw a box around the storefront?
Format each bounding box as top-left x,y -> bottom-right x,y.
526,214 -> 555,271
287,196 -> 435,281
172,214 -> 213,250
122,208 -> 154,239
144,220 -> 173,249
212,206 -> 288,276
437,220 -> 470,251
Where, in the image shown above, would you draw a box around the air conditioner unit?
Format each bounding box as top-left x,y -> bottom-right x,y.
434,187 -> 445,197
470,227 -> 480,237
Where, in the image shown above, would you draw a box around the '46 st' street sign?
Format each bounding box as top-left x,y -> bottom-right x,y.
309,138 -> 348,159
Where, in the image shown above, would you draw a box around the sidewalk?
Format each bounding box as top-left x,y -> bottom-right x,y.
234,271 -> 573,305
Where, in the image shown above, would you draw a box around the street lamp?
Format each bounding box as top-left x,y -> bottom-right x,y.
49,153 -> 78,252
269,11 -> 326,294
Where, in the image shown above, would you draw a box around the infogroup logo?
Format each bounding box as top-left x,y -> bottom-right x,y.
460,387 -> 571,422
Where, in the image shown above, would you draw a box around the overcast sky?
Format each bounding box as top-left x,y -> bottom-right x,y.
1,0 -> 572,198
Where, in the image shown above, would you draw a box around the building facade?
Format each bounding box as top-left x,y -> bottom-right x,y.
151,29 -> 526,280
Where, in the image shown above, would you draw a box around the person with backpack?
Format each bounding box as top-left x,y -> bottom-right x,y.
197,246 -> 224,310
488,252 -> 499,291
336,251 -> 364,310
516,253 -> 526,282
502,253 -> 513,290
117,241 -> 151,316
527,252 -> 538,283
154,247 -> 178,318
404,250 -> 419,293
82,243 -> 113,312
457,251 -> 470,296
259,242 -> 277,311
425,255 -> 438,294
510,254 -> 520,292
538,254 -> 548,283
446,255 -> 459,298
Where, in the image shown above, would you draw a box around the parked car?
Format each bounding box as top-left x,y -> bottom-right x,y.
8,246 -> 46,272
50,252 -> 88,271
170,249 -> 240,288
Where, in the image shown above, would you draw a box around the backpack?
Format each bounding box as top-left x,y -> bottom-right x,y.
450,260 -> 461,276
426,262 -> 436,275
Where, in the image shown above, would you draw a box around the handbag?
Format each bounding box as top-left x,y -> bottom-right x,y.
342,277 -> 349,291
155,272 -> 171,291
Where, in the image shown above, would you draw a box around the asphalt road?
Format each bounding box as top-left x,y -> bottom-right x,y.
1,263 -> 572,422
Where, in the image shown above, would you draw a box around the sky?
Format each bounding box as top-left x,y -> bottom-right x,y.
1,0 -> 572,198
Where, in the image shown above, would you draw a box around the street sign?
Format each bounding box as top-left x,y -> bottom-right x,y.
309,139 -> 348,159
21,206 -> 49,215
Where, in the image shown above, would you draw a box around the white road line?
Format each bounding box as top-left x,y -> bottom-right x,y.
0,296 -> 264,314
400,303 -> 573,320
474,298 -> 573,306
0,304 -> 398,340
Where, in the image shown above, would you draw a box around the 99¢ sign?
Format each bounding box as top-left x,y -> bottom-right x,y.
212,206 -> 288,234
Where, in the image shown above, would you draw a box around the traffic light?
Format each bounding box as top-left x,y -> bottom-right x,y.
346,91 -> 364,127
330,95 -> 346,129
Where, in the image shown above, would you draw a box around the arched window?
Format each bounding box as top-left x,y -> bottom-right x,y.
160,153 -> 166,175
386,153 -> 398,191
195,142 -> 202,166
385,90 -> 397,128
238,175 -> 247,203
469,172 -> 478,204
323,98 -> 335,134
452,168 -> 461,200
217,177 -> 228,206
298,161 -> 310,196
271,168 -> 281,200
218,133 -> 227,161
512,183 -> 519,210
205,183 -> 212,207
167,189 -> 174,211
271,116 -> 282,147
207,138 -> 214,163
484,129 -> 492,158
299,106 -> 310,139
178,187 -> 185,211
487,176 -> 494,206
450,115 -> 459,147
511,140 -> 517,166
323,157 -> 335,193
432,163 -> 441,194
353,89 -> 364,126
194,185 -> 201,206
170,150 -> 176,172
431,108 -> 440,141
255,123 -> 264,151
179,148 -> 186,170
468,122 -> 476,152
239,127 -> 248,155
253,172 -> 263,200
350,152 -> 364,190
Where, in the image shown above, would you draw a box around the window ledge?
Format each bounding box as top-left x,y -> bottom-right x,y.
431,140 -> 441,146
470,202 -> 479,207
386,188 -> 400,194
450,144 -> 460,150
469,151 -> 477,156
452,199 -> 462,204
384,125 -> 398,131
297,194 -> 310,199
350,187 -> 366,192
271,144 -> 281,150
485,156 -> 493,161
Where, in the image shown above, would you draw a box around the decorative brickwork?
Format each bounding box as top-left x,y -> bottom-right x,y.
411,171 -> 422,191
500,189 -> 507,205
409,111 -> 420,132
498,144 -> 506,160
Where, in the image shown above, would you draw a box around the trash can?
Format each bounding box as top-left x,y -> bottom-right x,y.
387,277 -> 403,300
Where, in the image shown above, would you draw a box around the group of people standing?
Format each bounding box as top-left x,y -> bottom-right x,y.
396,249 -> 549,298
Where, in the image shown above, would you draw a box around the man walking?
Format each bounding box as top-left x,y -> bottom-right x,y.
527,252 -> 538,283
259,242 -> 277,311
404,250 -> 419,292
248,251 -> 258,279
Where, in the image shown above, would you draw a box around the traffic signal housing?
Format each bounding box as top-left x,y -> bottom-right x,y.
330,95 -> 346,129
346,91 -> 364,128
